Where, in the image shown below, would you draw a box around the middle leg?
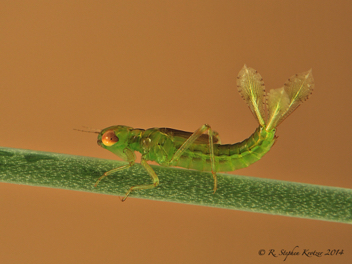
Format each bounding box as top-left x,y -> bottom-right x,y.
121,158 -> 160,201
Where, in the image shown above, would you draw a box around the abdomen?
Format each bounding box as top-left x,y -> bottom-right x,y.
173,126 -> 277,172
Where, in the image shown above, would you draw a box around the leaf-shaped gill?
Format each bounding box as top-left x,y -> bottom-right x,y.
236,65 -> 266,127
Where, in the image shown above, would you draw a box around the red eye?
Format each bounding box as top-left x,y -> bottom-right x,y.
101,130 -> 119,146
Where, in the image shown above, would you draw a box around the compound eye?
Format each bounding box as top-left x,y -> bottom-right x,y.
101,130 -> 119,146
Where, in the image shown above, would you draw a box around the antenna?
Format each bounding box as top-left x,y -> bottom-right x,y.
73,126 -> 101,134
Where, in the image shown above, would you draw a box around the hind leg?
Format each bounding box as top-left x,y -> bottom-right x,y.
169,124 -> 218,193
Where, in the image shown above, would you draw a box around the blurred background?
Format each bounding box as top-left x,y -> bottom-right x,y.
0,1 -> 351,263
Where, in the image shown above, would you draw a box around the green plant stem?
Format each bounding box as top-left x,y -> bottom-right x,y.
0,147 -> 351,224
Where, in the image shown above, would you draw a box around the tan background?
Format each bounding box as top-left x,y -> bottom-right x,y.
0,1 -> 351,263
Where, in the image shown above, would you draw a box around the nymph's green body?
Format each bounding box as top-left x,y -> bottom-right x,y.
94,65 -> 314,201
99,125 -> 276,173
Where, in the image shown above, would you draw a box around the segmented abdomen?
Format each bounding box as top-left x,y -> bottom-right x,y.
173,126 -> 276,172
